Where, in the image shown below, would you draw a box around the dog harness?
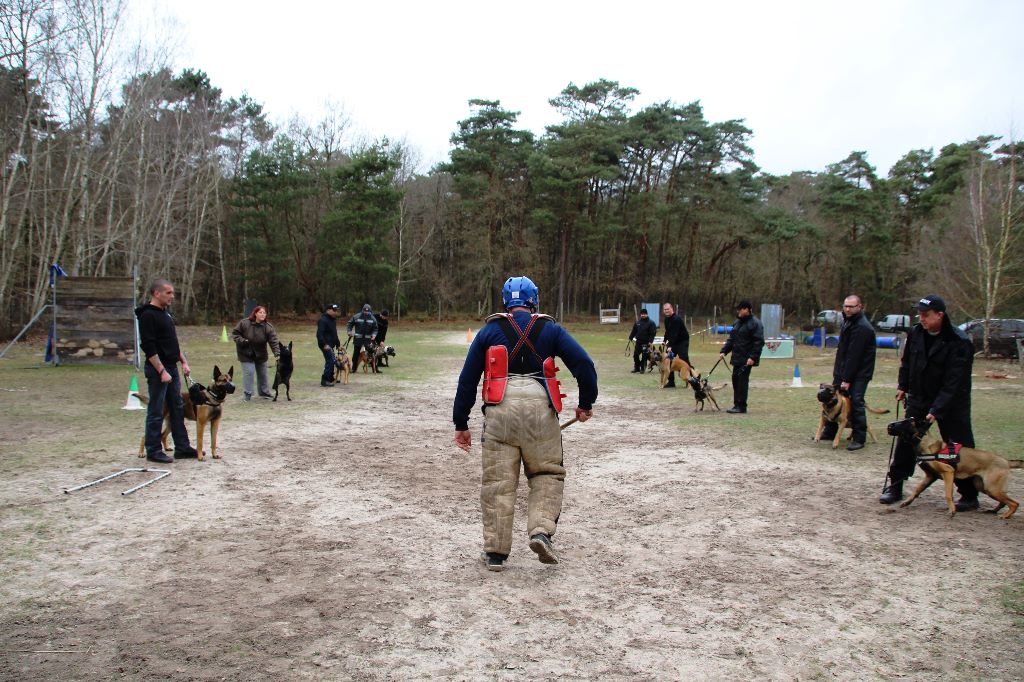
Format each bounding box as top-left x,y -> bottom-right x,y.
916,442 -> 962,466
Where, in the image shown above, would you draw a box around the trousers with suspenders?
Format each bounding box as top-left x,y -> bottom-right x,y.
480,313 -> 565,556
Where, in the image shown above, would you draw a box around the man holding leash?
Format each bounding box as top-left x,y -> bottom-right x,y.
880,294 -> 976,507
347,304 -> 378,372
821,295 -> 876,451
135,279 -> 199,463
719,300 -> 765,414
628,308 -> 657,373
661,303 -> 690,387
453,276 -> 598,572
317,304 -> 341,387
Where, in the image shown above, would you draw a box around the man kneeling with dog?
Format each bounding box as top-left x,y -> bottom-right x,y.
880,294 -> 978,509
453,276 -> 598,572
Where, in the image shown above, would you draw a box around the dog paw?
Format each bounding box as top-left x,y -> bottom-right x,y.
212,453 -> 221,459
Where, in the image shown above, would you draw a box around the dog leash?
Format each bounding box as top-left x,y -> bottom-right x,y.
882,399 -> 902,492
705,356 -> 724,379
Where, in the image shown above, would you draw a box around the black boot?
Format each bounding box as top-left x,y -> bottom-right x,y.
954,478 -> 980,511
879,479 -> 904,505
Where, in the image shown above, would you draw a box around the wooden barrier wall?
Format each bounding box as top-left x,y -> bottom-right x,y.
55,277 -> 135,365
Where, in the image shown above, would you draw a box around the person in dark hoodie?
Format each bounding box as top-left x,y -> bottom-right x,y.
880,294 -> 976,507
316,304 -> 342,387
820,295 -> 876,451
135,278 -> 198,463
346,304 -> 378,373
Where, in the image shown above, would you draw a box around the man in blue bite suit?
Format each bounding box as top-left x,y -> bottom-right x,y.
453,276 -> 598,572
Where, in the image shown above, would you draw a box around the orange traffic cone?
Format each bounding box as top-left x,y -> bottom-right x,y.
466,328 -> 473,343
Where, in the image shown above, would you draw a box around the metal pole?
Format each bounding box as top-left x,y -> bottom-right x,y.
64,468 -> 171,496
51,271 -> 59,366
133,264 -> 141,370
0,305 -> 50,359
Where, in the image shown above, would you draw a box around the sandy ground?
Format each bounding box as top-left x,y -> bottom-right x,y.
1,347 -> 1023,681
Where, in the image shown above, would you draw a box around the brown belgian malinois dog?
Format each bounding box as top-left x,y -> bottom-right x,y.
656,344 -> 694,389
888,417 -> 1023,518
334,347 -> 353,385
136,366 -> 236,461
814,384 -> 889,448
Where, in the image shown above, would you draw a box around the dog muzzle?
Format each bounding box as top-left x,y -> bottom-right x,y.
886,417 -> 929,439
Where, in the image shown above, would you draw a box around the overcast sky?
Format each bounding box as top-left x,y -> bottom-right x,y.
148,0 -> 1022,176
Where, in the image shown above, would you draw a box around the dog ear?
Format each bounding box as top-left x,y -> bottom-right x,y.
213,365 -> 221,379
288,341 -> 293,350
228,366 -> 234,379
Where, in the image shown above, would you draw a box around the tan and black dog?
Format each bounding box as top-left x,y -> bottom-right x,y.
656,344 -> 694,389
136,366 -> 235,461
814,383 -> 889,448
889,418 -> 1022,518
358,347 -> 377,374
686,373 -> 727,411
334,346 -> 352,385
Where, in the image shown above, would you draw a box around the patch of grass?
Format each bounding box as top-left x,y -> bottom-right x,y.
1001,580 -> 1024,625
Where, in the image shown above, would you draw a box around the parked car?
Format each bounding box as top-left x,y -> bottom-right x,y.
814,310 -> 843,330
958,318 -> 1024,358
875,314 -> 912,332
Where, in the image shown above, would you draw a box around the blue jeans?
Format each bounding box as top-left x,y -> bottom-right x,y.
321,347 -> 335,383
144,363 -> 191,456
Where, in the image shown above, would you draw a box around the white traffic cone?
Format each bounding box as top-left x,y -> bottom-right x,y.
123,375 -> 144,410
791,364 -> 803,388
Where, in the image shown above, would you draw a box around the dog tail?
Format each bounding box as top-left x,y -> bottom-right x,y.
132,392 -> 149,405
867,406 -> 890,415
1008,460 -> 1024,470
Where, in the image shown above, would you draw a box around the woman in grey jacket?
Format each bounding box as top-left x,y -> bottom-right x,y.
231,306 -> 282,401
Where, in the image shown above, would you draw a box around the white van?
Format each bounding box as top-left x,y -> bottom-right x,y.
876,314 -> 911,332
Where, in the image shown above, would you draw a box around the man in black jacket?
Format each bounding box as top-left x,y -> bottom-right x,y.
821,295 -> 876,451
135,279 -> 199,463
628,308 -> 658,373
880,294 -> 976,507
347,304 -> 379,372
719,300 -> 765,413
316,304 -> 341,387
661,302 -> 690,387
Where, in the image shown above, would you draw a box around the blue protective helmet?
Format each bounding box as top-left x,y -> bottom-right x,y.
502,276 -> 539,310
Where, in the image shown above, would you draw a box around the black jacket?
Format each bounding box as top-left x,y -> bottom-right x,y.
135,303 -> 181,366
663,313 -> 689,357
833,311 -> 876,384
629,317 -> 657,345
722,314 -> 765,366
316,313 -> 340,349
898,321 -> 973,420
374,314 -> 389,344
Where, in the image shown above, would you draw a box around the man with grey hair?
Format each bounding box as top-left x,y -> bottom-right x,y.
821,295 -> 876,451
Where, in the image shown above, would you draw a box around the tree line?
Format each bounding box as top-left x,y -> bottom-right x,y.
2,0 -> 1021,339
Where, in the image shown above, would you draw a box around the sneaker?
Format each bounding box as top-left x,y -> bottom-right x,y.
259,392 -> 273,399
146,452 -> 173,464
242,393 -> 252,402
630,369 -> 641,374
955,497 -> 980,512
321,381 -> 334,387
481,552 -> 508,572
846,441 -> 865,451
528,533 -> 558,565
173,447 -> 199,459
726,407 -> 746,414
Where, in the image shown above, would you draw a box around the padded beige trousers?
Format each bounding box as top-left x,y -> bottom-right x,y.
481,376 -> 565,555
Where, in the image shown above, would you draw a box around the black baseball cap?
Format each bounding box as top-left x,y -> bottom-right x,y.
326,304 -> 339,311
639,309 -> 649,315
736,299 -> 753,311
915,295 -> 946,313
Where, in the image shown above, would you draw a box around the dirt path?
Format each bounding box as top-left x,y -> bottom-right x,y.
1,350 -> 1022,681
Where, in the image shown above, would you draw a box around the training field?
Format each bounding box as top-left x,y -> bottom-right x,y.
1,323 -> 1022,680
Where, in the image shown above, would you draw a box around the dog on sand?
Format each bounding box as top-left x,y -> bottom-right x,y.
888,417 -> 1023,518
136,365 -> 235,461
814,383 -> 889,448
334,346 -> 352,385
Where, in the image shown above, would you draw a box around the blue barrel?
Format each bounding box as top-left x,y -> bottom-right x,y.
825,335 -> 840,348
715,325 -> 734,334
876,335 -> 901,349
